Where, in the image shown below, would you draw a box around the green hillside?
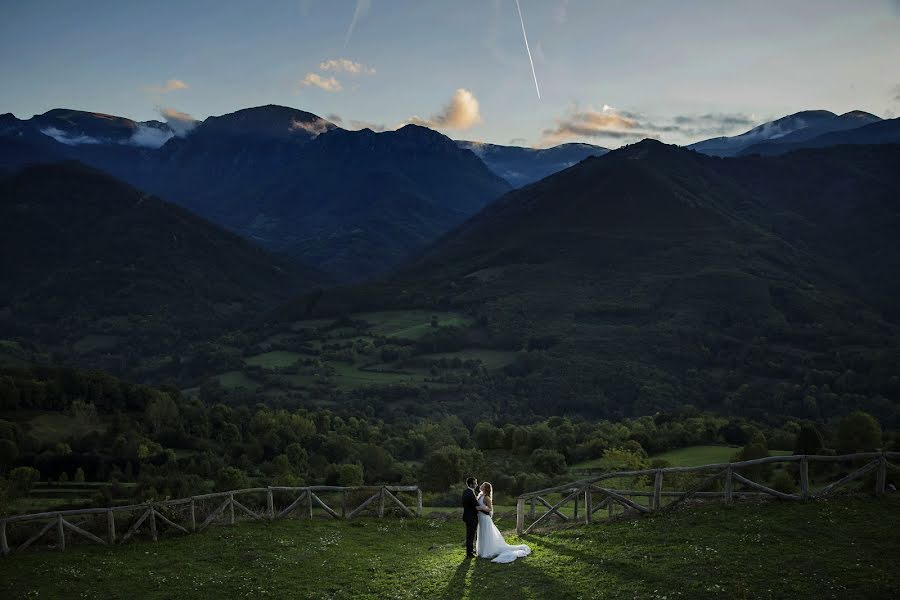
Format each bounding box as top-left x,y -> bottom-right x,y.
274,142 -> 900,424
1,497 -> 897,599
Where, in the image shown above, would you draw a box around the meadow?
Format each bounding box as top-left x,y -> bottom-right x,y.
203,309 -> 518,399
0,496 -> 896,599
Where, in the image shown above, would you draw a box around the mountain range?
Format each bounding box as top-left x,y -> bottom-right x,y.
687,109 -> 895,157
0,161 -> 325,375
0,106 -> 510,281
456,140 -> 607,187
281,140 -> 900,420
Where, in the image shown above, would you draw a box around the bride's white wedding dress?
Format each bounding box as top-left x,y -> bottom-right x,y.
475,493 -> 531,563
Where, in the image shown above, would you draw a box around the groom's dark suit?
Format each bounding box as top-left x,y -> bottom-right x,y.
462,486 -> 479,556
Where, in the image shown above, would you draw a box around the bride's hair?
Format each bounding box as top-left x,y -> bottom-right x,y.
480,482 -> 493,499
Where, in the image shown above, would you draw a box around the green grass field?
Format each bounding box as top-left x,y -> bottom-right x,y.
244,351 -> 303,368
1,497 -> 896,599
355,310 -> 473,340
573,445 -> 794,471
420,349 -> 517,370
215,370 -> 260,390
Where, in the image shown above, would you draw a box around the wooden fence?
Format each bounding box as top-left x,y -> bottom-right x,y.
0,485 -> 421,557
515,451 -> 899,535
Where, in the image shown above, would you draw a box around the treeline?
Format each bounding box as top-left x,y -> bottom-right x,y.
0,366 -> 896,512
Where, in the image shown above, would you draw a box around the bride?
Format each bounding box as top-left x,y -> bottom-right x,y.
475,482 -> 531,563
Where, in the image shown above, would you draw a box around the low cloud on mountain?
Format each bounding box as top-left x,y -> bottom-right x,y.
39,127 -> 103,145
159,107 -> 198,137
409,88 -> 482,130
540,105 -> 757,146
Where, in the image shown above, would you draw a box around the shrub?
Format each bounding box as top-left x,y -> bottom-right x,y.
771,470 -> 798,494
9,466 -> 40,496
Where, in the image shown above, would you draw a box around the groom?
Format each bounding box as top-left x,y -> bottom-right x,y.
462,476 -> 479,558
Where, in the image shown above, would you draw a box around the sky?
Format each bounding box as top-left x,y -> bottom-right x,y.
1,0 -> 899,148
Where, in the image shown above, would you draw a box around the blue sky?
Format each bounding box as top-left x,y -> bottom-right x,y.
2,0 -> 899,147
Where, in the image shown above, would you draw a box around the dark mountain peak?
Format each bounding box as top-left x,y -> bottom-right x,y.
195,105 -> 336,140
28,108 -> 141,143
839,110 -> 881,121
610,138 -> 691,161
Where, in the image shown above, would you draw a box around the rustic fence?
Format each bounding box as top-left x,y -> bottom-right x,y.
0,485 -> 421,557
515,451 -> 899,534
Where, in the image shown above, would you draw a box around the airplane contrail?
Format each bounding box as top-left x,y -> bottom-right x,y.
345,0 -> 371,47
515,0 -> 541,100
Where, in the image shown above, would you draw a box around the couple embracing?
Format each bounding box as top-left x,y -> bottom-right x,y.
461,476 -> 531,563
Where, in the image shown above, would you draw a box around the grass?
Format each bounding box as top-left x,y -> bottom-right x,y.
0,497 -> 896,599
244,351 -> 303,369
420,349 -> 517,370
215,370 -> 260,390
355,310 -> 473,340
573,445 -> 794,471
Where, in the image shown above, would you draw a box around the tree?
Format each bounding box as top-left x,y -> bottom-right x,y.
530,448 -> 567,475
473,423 -> 504,450
9,466 -> 40,496
836,411 -> 882,454
74,467 -> 86,482
794,424 -> 825,455
0,439 -> 18,475
336,463 -> 364,487
420,446 -> 483,491
216,466 -> 250,491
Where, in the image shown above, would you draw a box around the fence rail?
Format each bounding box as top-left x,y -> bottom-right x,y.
0,485 -> 422,557
515,451 -> 899,535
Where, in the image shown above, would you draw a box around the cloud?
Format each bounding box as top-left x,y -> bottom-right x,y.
509,137 -> 527,146
319,58 -> 375,75
40,127 -> 102,146
672,113 -> 755,136
290,117 -> 331,136
326,113 -> 343,124
144,79 -> 189,94
129,124 -> 174,148
554,0 -> 569,24
159,107 -> 198,137
540,105 -> 756,146
540,106 -> 644,145
345,0 -> 371,47
409,88 -> 482,130
299,73 -> 343,92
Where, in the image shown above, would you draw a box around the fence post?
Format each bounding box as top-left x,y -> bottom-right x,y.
107,508 -> 116,544
378,487 -> 386,518
800,457 -> 810,500
1,519 -> 9,556
724,466 -> 734,504
529,497 -> 536,519
307,489 -> 314,520
573,490 -> 579,520
149,505 -> 158,541
190,497 -> 197,531
341,490 -> 348,519
584,488 -> 592,525
416,488 -> 423,517
516,498 -> 525,535
229,494 -> 235,525
652,471 -> 664,511
876,455 -> 887,496
57,514 -> 65,552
